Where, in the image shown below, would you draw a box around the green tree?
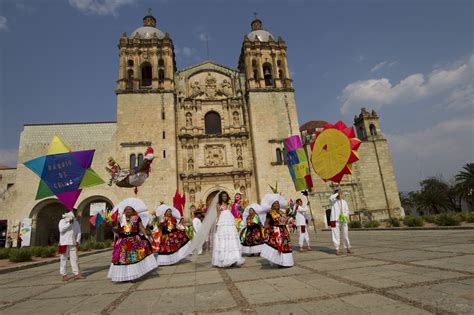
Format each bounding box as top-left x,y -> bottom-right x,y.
415,177 -> 450,214
455,163 -> 474,208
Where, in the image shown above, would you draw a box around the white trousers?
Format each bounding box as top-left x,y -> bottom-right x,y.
60,245 -> 79,276
331,222 -> 351,250
298,226 -> 310,247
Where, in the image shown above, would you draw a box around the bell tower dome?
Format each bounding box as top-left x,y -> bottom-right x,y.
238,18 -> 292,90
116,11 -> 176,92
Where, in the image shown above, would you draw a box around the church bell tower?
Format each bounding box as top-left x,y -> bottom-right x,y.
114,12 -> 178,205
239,18 -> 300,200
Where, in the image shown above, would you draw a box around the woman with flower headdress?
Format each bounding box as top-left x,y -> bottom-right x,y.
154,204 -> 192,266
107,199 -> 157,282
260,193 -> 294,267
240,203 -> 265,256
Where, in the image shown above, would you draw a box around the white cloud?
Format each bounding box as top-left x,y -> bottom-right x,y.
0,149 -> 18,167
175,45 -> 196,58
445,84 -> 474,110
340,55 -> 474,114
370,60 -> 397,72
0,16 -> 8,32
68,0 -> 137,16
386,117 -> 474,191
199,33 -> 210,42
370,61 -> 388,72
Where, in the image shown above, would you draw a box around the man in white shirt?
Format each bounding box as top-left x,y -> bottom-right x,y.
329,190 -> 353,255
295,199 -> 311,252
192,210 -> 203,254
58,210 -> 83,280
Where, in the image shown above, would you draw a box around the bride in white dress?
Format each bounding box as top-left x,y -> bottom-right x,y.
211,192 -> 245,267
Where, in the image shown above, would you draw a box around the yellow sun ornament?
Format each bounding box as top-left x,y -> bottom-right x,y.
310,121 -> 361,183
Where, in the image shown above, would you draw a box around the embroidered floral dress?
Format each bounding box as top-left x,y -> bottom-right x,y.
155,215 -> 192,265
240,212 -> 265,254
260,209 -> 294,267
108,215 -> 157,282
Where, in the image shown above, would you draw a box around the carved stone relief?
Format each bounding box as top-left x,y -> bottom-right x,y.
205,145 -> 225,166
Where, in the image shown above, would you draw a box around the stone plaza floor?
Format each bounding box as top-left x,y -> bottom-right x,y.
0,229 -> 473,314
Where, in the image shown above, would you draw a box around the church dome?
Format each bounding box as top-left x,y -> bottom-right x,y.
246,18 -> 274,42
300,120 -> 328,135
130,13 -> 165,39
131,26 -> 165,39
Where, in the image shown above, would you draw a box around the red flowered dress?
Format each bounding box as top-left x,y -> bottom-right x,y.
240,212 -> 264,247
157,216 -> 190,255
112,215 -> 153,265
264,210 -> 292,254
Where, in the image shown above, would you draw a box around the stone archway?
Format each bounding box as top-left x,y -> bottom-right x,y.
76,196 -> 114,242
30,199 -> 69,246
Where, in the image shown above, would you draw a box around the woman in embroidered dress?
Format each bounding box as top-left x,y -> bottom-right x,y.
107,204 -> 158,282
240,204 -> 265,256
260,194 -> 294,267
155,204 -> 192,266
212,191 -> 245,267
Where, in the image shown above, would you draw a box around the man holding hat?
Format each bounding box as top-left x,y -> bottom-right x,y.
58,210 -> 83,280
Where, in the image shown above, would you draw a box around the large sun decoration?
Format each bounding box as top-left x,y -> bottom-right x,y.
310,121 -> 361,183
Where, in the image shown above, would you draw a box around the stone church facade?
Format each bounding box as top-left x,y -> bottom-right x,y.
0,14 -> 403,246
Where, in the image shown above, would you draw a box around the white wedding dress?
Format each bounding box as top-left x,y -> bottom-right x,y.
212,205 -> 245,267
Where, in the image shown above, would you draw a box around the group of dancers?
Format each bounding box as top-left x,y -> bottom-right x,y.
58,189 -> 353,282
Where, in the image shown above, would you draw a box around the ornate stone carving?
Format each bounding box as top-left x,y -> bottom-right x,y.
205,73 -> 217,98
221,79 -> 232,96
205,145 -> 225,166
232,111 -> 240,127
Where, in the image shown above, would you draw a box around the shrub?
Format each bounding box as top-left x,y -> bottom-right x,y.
422,215 -> 437,224
364,220 -> 380,228
348,221 -> 362,229
465,212 -> 474,223
78,241 -> 92,252
434,213 -> 461,226
40,246 -> 57,258
0,248 -> 11,259
403,216 -> 424,227
30,246 -> 44,257
9,248 -> 32,262
104,240 -> 113,248
387,218 -> 401,227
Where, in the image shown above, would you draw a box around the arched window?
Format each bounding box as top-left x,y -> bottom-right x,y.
276,148 -> 282,164
277,59 -> 282,67
369,124 -> 377,136
253,70 -> 258,80
262,62 -> 273,86
359,127 -> 366,139
278,69 -> 284,79
282,147 -> 288,164
185,112 -> 192,127
127,60 -> 134,67
137,153 -> 143,166
205,111 -> 222,135
158,69 -> 165,82
141,62 -> 152,87
158,58 -> 165,67
252,59 -> 257,67
130,154 -> 136,169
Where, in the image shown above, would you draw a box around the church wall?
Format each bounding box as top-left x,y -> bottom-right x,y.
116,92 -> 178,208
247,91 -> 300,201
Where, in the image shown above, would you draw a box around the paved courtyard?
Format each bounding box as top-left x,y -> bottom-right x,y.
0,230 -> 473,314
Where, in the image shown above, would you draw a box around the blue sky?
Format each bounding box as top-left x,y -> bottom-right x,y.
0,0 -> 472,191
